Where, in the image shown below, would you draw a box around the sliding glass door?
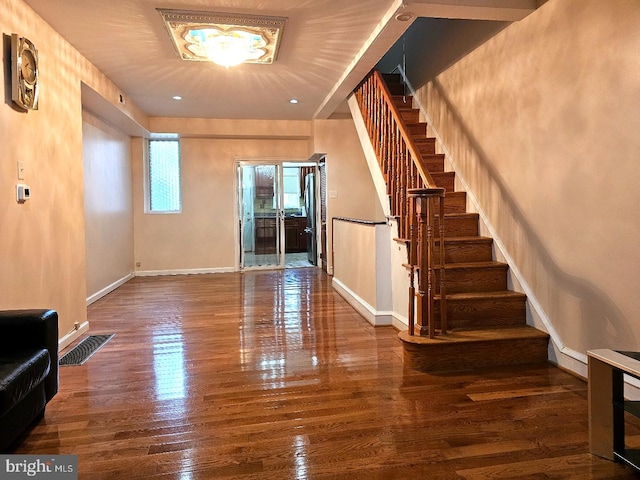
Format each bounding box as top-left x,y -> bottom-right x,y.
238,163 -> 283,269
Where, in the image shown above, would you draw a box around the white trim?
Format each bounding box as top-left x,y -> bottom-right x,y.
86,271 -> 134,306
374,223 -> 393,311
392,313 -> 408,332
135,267 -> 236,277
332,277 -> 394,327
58,321 -> 89,352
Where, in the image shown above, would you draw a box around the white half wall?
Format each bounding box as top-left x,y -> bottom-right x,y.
332,220 -> 394,327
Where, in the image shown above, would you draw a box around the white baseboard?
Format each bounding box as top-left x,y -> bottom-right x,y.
58,321 -> 89,352
135,267 -> 235,277
550,343 -> 640,400
332,277 -> 394,327
86,271 -> 134,306
392,314 -> 408,332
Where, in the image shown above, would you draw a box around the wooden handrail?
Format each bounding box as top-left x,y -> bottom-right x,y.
371,71 -> 438,189
354,70 -> 447,339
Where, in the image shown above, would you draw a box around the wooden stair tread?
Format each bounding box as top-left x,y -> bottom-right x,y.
391,94 -> 415,105
437,236 -> 493,244
436,290 -> 526,301
396,235 -> 493,245
414,138 -> 436,150
443,261 -> 507,270
440,212 -> 478,219
402,262 -> 510,273
399,325 -> 549,346
444,191 -> 465,198
388,212 -> 479,220
396,258 -> 509,271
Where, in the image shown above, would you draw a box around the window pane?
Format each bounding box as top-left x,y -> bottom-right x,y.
283,169 -> 300,209
149,140 -> 180,212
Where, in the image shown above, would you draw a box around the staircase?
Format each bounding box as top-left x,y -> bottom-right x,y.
357,72 -> 549,373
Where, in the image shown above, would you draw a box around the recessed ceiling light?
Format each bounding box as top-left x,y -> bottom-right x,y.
172,95 -> 182,100
289,99 -> 299,104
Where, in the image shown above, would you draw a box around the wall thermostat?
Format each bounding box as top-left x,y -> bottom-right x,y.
16,184 -> 30,203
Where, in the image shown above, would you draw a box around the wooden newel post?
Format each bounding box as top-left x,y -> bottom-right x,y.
407,196 -> 417,336
438,195 -> 447,335
416,195 -> 428,336
408,188 -> 446,339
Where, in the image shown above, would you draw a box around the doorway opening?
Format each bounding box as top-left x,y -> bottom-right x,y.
238,161 -> 318,270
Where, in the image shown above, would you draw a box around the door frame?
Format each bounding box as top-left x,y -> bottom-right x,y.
235,159 -> 319,271
237,160 -> 284,271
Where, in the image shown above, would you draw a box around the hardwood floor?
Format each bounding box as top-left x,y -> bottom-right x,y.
16,269 -> 639,479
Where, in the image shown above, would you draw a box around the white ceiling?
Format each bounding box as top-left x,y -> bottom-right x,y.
22,0 -> 538,121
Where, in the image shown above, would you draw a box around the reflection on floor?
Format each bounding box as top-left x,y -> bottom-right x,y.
286,252 -> 314,268
244,252 -> 313,269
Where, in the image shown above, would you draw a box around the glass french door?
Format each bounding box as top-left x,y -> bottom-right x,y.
238,163 -> 284,269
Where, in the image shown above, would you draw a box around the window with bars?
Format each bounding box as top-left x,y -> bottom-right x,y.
148,139 -> 181,213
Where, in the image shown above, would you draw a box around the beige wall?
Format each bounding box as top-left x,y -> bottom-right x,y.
133,120 -> 311,273
415,0 -> 640,356
0,0 -> 147,339
332,220 -> 394,327
132,117 -> 383,274
313,119 -> 386,273
83,110 -> 133,299
333,221 -> 378,308
313,119 -> 386,222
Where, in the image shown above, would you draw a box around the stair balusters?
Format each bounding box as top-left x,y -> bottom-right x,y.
354,70 -> 447,339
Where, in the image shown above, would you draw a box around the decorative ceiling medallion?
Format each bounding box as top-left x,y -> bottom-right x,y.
157,9 -> 287,66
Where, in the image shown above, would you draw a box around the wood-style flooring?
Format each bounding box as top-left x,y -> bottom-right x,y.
15,269 -> 640,479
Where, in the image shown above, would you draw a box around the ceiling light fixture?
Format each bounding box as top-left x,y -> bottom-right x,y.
202,31 -> 263,67
172,95 -> 182,100
289,99 -> 299,104
158,9 -> 287,67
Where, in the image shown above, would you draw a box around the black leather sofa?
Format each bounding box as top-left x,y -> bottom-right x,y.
0,310 -> 58,452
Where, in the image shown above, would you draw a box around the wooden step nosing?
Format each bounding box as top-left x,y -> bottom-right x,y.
439,213 -> 479,220
442,261 -> 508,270
439,236 -> 493,243
435,290 -> 527,301
399,326 -> 549,346
430,172 -> 455,177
